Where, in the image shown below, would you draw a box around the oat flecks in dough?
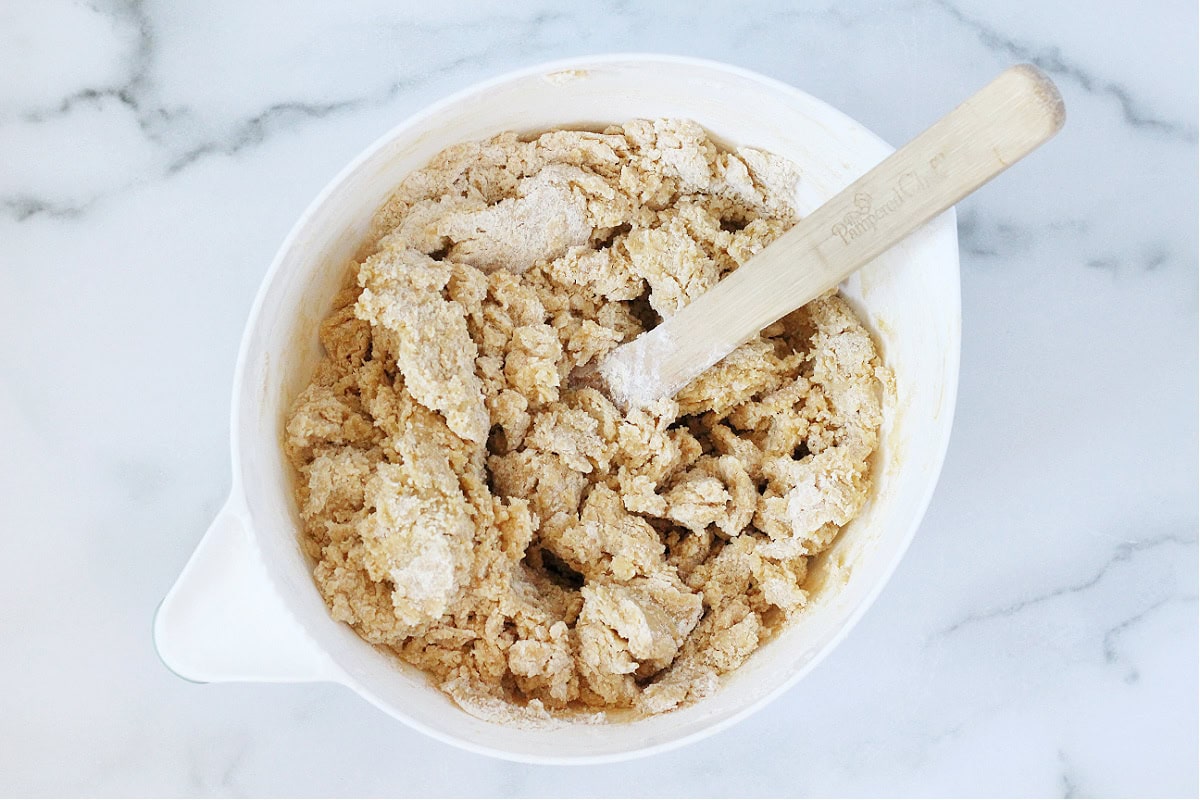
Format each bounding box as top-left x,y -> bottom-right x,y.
358,461 -> 473,631
285,119 -> 885,722
356,244 -> 489,444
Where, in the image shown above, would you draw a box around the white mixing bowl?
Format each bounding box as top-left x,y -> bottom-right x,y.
154,54 -> 960,764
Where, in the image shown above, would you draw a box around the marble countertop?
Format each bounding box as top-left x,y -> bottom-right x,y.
2,1 -> 1195,796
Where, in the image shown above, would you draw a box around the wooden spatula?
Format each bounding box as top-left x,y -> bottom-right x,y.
587,64 -> 1065,411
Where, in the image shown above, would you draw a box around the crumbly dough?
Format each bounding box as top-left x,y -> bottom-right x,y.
285,119 -> 885,720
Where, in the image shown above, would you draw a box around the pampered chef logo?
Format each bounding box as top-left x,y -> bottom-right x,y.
831,154 -> 947,245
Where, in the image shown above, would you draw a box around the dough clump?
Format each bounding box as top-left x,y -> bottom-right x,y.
285,119 -> 885,720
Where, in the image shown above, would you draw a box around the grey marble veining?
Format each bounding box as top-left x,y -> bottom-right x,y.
0,0 -> 1195,796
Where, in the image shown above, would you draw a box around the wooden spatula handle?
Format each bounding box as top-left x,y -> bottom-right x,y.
605,64 -> 1065,408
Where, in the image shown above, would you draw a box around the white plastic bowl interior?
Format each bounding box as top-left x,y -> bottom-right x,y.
155,54 -> 960,764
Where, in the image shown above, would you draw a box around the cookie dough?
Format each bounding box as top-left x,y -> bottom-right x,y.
285,119 -> 885,720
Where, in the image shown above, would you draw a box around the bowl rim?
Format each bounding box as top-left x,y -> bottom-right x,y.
228,52 -> 962,764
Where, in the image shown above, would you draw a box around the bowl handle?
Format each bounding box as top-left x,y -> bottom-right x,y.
154,495 -> 339,683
